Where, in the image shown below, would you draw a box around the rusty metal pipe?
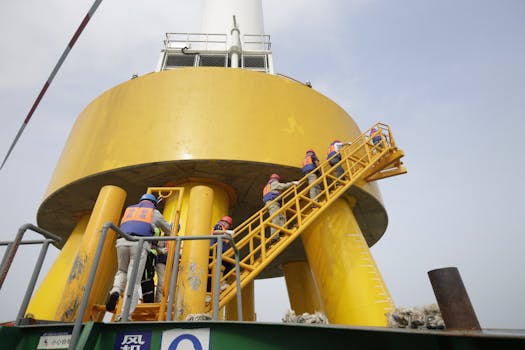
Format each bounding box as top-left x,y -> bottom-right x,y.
428,267 -> 481,331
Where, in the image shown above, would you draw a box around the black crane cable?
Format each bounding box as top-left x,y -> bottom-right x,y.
0,0 -> 104,170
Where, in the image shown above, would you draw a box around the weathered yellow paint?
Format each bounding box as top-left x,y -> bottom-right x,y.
25,214 -> 88,319
225,281 -> 255,321
301,198 -> 395,326
283,261 -> 325,315
54,185 -> 126,321
175,183 -> 231,319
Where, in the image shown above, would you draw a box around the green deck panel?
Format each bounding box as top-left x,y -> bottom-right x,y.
2,321 -> 525,350
0,324 -> 74,350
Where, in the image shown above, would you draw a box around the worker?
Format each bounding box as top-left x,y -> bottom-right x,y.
326,140 -> 346,180
208,216 -> 235,292
106,193 -> 172,319
155,222 -> 181,303
140,245 -> 157,303
211,216 -> 234,252
153,228 -> 169,303
140,224 -> 164,303
302,149 -> 321,200
262,173 -> 299,240
370,127 -> 383,147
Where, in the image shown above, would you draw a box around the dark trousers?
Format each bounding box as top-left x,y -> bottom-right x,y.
140,251 -> 156,303
207,257 -> 233,292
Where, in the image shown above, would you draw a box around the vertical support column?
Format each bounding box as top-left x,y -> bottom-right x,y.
26,215 -> 89,319
225,281 -> 255,321
175,185 -> 214,319
283,261 -> 325,315
55,185 -> 126,321
301,198 -> 394,326
201,0 -> 265,36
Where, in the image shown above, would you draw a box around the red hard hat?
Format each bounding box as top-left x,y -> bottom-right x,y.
270,173 -> 281,180
220,216 -> 233,226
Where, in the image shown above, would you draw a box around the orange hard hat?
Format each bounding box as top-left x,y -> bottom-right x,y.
220,216 -> 233,226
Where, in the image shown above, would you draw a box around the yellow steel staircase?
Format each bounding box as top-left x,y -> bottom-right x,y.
97,123 -> 405,320
210,122 -> 406,310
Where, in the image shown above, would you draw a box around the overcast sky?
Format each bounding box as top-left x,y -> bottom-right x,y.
1,0 -> 524,329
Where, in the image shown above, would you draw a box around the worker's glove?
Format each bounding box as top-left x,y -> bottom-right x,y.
224,230 -> 235,236
157,247 -> 168,255
293,181 -> 299,185
150,248 -> 158,256
154,227 -> 161,236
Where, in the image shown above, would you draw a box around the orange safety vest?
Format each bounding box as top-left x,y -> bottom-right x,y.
120,204 -> 155,236
302,154 -> 318,174
370,128 -> 381,138
262,181 -> 280,203
121,206 -> 154,224
302,155 -> 314,167
327,142 -> 341,159
370,128 -> 382,145
262,182 -> 272,197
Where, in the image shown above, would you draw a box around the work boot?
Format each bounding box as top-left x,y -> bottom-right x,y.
220,281 -> 230,291
106,291 -> 119,312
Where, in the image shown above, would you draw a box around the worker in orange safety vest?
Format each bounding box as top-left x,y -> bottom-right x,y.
327,140 -> 346,180
208,216 -> 235,293
106,193 -> 172,319
262,173 -> 299,241
302,149 -> 321,200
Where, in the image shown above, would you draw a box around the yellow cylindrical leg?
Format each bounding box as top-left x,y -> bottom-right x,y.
175,184 -> 215,319
301,198 -> 394,326
225,281 -> 255,321
283,261 -> 325,315
26,214 -> 89,319
165,180 -> 232,320
242,281 -> 256,321
54,185 -> 126,321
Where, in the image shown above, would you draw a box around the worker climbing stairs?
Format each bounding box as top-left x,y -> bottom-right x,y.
211,122 -> 406,310
93,123 -> 405,321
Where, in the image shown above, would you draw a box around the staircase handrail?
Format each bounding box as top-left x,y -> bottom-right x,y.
209,123 -> 405,308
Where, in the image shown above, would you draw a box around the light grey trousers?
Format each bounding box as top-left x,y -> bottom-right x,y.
266,201 -> 285,237
111,238 -> 151,316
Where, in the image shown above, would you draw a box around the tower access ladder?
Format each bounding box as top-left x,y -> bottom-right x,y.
210,122 -> 406,311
